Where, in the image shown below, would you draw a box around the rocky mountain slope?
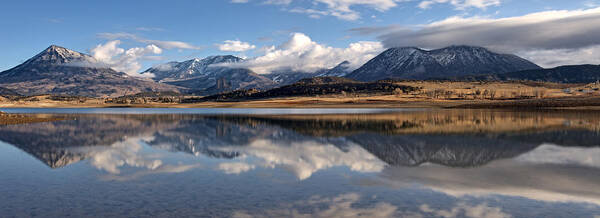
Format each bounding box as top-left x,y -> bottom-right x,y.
0,45 -> 178,97
316,61 -> 352,77
346,45 -> 541,81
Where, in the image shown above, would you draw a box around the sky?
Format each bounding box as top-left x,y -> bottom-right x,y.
1,0 -> 599,76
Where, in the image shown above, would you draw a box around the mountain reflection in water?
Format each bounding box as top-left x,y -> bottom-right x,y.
0,109 -> 599,217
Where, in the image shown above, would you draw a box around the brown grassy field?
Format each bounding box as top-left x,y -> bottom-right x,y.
1,81 -> 599,109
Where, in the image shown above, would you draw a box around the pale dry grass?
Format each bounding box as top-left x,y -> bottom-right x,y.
1,81 -> 599,109
394,81 -> 581,100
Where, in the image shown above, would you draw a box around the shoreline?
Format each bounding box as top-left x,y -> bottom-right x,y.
2,95 -> 600,110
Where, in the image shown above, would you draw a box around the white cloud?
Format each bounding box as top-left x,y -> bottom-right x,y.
217,40 -> 256,52
135,27 -> 165,32
219,32 -> 383,74
353,7 -> 600,67
235,0 -> 501,20
67,135 -> 202,181
90,40 -> 162,76
90,40 -> 125,64
263,0 -> 292,5
77,136 -> 163,174
309,0 -> 406,20
585,0 -> 600,8
143,40 -> 201,50
418,0 -> 501,10
235,0 -> 406,20
97,32 -> 202,50
211,138 -> 385,180
289,8 -> 330,19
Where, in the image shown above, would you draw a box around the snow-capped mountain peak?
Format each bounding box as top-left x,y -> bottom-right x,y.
347,45 -> 541,81
142,55 -> 244,82
23,45 -> 96,66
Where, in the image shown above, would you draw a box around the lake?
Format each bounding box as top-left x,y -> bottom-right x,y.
0,108 -> 599,217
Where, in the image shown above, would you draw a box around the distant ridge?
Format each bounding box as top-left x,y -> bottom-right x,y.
190,76 -> 420,102
295,76 -> 359,85
460,64 -> 600,84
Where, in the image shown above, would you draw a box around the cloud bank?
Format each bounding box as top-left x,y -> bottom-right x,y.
352,7 -> 600,67
220,32 -> 383,74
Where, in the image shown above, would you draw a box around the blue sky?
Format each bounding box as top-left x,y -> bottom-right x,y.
1,0 -> 599,74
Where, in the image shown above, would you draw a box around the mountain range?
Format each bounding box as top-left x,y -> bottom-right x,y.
0,44 -> 598,97
142,56 -> 278,95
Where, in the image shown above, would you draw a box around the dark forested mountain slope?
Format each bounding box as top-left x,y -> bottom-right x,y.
461,64 -> 600,84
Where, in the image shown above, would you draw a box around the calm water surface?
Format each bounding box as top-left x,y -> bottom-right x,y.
1,108 -> 600,217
